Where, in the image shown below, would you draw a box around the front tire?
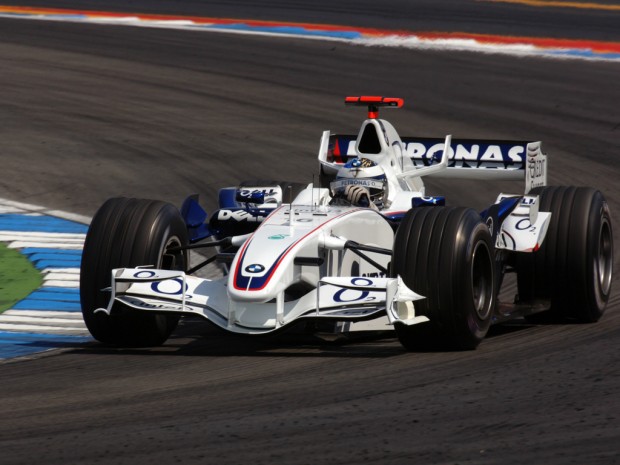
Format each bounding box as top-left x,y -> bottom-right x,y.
80,198 -> 188,346
392,207 -> 496,351
516,186 -> 613,322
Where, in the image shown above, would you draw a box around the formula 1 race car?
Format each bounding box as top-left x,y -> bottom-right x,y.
80,96 -> 614,350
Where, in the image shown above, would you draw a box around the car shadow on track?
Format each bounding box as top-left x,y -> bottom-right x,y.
70,317 -> 539,359
71,318 -> 408,358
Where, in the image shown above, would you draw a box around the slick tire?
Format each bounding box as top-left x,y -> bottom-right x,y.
80,198 -> 188,346
516,186 -> 613,322
392,207 -> 495,351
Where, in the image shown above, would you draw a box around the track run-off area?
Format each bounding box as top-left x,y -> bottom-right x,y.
0,1 -> 619,464
0,199 -> 90,358
0,3 -> 620,60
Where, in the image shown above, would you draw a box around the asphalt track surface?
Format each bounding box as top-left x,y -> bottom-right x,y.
1,2 -> 620,464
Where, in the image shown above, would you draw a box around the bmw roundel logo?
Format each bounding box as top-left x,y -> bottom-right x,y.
245,263 -> 265,274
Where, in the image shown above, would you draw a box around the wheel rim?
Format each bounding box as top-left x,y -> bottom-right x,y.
471,240 -> 494,320
597,218 -> 613,296
161,236 -> 185,271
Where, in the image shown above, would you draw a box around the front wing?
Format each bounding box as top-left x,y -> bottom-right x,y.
95,268 -> 428,335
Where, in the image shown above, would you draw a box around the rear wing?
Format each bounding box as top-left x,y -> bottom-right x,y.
319,133 -> 547,193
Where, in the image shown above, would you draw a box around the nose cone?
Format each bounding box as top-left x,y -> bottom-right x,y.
228,206 -> 310,302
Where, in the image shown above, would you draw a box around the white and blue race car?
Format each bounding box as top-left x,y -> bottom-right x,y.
80,96 -> 613,350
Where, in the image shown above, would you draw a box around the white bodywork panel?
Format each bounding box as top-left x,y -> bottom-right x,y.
97,268 -> 428,335
95,204 -> 431,334
494,194 -> 551,252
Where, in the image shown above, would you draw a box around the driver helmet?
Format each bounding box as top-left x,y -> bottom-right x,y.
330,158 -> 388,209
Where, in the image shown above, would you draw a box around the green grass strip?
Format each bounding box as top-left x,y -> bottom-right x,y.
0,243 -> 43,313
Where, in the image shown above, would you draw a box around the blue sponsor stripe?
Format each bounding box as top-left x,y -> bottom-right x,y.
0,331 -> 90,359
13,299 -> 82,312
0,214 -> 88,233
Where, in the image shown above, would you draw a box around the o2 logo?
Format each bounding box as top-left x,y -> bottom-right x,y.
150,278 -> 188,296
134,270 -> 156,279
333,277 -> 377,303
516,218 -> 537,233
132,271 -> 191,299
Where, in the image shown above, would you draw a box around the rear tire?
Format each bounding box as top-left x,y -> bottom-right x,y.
80,198 -> 188,346
392,207 -> 495,351
517,186 -> 613,322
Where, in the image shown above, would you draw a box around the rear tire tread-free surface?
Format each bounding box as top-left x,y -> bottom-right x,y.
517,186 -> 613,323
